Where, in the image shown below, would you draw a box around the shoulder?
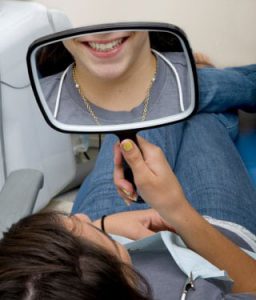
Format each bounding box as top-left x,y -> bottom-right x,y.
40,72 -> 63,96
161,51 -> 188,66
38,71 -> 65,114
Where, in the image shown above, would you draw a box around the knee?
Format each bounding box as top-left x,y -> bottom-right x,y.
189,112 -> 239,141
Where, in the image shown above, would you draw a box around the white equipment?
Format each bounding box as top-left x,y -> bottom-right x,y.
0,1 -> 78,231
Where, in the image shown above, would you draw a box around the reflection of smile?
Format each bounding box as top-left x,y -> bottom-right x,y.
88,38 -> 125,52
78,34 -> 131,58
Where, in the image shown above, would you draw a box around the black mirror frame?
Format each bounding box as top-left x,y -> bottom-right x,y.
27,22 -> 199,134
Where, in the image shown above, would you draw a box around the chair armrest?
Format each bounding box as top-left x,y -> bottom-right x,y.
0,169 -> 43,235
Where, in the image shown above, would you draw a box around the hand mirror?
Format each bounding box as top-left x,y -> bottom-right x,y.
27,22 -> 198,135
27,22 -> 198,202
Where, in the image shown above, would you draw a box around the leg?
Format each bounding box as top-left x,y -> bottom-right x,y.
198,65 -> 256,113
72,123 -> 185,220
174,113 -> 256,234
73,65 -> 256,220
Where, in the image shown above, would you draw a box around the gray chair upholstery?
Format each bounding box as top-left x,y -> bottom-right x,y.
0,169 -> 43,237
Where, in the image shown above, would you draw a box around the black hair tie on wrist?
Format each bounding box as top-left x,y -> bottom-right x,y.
101,215 -> 107,233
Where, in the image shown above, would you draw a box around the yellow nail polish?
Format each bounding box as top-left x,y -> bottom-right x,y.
122,140 -> 133,152
122,188 -> 131,196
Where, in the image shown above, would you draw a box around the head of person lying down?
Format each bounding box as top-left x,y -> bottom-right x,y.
0,211 -> 152,300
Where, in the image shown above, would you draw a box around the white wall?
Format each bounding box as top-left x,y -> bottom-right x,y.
36,0 -> 256,67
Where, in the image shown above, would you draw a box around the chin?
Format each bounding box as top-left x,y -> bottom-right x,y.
91,67 -> 129,81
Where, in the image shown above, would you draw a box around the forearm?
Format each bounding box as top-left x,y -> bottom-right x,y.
114,136 -> 256,293
162,202 -> 256,293
92,210 -> 156,240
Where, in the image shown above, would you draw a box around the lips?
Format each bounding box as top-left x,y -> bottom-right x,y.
80,36 -> 129,58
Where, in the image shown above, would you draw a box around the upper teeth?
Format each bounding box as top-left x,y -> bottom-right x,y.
88,38 -> 123,52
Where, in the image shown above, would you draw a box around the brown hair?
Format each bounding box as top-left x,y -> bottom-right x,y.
0,212 -> 152,300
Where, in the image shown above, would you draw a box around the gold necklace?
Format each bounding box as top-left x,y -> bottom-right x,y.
72,64 -> 156,125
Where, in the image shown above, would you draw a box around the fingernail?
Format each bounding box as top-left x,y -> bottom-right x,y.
122,188 -> 132,197
130,194 -> 138,202
122,140 -> 133,152
122,188 -> 137,202
127,194 -> 138,202
124,199 -> 131,206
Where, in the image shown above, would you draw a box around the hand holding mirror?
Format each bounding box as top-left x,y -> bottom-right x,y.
27,22 -> 198,202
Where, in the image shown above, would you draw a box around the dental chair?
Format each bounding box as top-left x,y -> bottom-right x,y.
0,1 -> 95,235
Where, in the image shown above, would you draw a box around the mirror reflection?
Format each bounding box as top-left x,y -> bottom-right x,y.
32,29 -> 195,128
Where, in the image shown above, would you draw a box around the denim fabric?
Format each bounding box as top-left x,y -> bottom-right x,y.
72,66 -> 256,234
197,65 -> 256,113
72,122 -> 186,219
175,114 -> 256,234
236,131 -> 256,186
197,65 -> 256,140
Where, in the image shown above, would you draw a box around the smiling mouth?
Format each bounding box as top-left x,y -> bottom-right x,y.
84,37 -> 128,53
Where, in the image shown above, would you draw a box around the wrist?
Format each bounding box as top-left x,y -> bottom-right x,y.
92,219 -> 101,229
93,215 -> 109,232
100,215 -> 107,232
158,200 -> 197,232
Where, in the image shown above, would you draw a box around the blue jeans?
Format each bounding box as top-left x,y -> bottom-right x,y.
197,64 -> 256,114
72,65 -> 256,234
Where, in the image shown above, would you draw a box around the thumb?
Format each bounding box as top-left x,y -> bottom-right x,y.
120,139 -> 149,176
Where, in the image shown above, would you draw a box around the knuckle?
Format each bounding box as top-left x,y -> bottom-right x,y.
126,150 -> 140,162
151,146 -> 163,159
135,175 -> 148,188
154,145 -> 163,155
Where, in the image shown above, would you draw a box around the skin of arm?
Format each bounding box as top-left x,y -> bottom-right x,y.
93,208 -> 176,240
113,136 -> 256,294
